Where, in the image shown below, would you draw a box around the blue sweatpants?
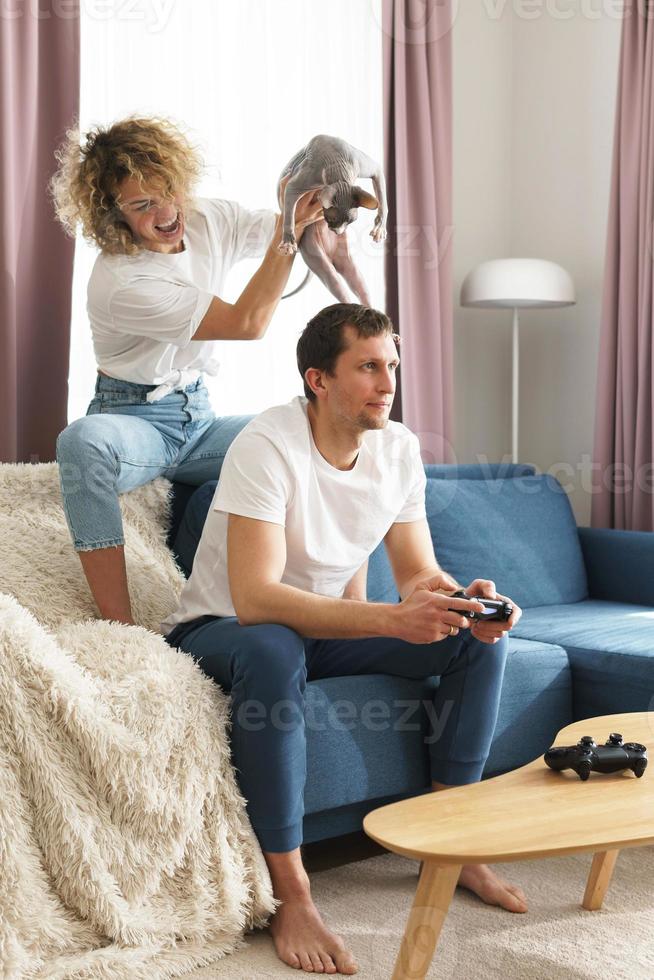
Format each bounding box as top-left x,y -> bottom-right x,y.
166,617 -> 508,853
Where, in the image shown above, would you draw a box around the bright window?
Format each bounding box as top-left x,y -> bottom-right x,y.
68,0 -> 384,422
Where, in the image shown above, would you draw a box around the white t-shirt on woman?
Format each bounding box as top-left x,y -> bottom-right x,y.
161,396 -> 427,630
87,198 -> 277,401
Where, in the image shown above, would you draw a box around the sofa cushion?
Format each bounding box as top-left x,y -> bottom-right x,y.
304,675 -> 433,813
425,475 -> 588,608
578,526 -> 654,606
484,637 -> 572,774
302,635 -> 572,815
514,600 -> 654,720
367,539 -> 399,603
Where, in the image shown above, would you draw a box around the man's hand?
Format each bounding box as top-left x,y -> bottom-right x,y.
464,578 -> 522,645
413,570 -> 461,596
391,589 -> 485,645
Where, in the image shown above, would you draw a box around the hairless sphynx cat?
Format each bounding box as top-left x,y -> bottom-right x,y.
277,134 -> 387,304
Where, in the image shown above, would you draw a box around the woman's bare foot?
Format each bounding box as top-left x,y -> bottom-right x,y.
269,897 -> 358,974
457,863 -> 527,913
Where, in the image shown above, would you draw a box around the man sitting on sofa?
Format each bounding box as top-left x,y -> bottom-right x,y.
162,303 -> 526,975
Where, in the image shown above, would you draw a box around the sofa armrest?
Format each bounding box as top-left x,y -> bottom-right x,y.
577,526 -> 654,605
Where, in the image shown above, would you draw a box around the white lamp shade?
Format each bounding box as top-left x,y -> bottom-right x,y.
460,258 -> 575,309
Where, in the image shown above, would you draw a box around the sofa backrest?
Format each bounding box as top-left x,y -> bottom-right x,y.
366,463 -> 538,602
424,463 -> 536,480
170,464 -> 588,609
421,474 -> 588,608
168,463 -> 535,574
171,481 -> 218,578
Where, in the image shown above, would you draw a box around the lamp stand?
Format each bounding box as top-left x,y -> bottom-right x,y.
512,307 -> 519,464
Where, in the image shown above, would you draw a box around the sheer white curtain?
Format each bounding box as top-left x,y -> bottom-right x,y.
68,0 -> 384,422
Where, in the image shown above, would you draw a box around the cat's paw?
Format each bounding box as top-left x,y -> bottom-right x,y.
278,235 -> 298,255
371,222 -> 387,243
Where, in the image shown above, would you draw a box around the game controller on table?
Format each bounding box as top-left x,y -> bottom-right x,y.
544,733 -> 648,780
447,590 -> 513,622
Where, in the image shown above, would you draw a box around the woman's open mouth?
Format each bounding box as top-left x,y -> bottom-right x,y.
155,215 -> 182,237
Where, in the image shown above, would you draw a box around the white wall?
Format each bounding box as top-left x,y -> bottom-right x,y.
453,2 -> 622,523
453,2 -> 514,466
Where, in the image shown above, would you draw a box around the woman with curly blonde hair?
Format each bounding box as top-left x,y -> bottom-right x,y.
51,115 -> 321,625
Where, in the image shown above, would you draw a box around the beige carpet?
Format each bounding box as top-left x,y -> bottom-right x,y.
185,845 -> 654,979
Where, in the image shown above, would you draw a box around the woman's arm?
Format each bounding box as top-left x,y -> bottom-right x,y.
191,186 -> 321,342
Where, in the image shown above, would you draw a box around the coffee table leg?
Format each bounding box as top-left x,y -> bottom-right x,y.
391,861 -> 461,980
582,849 -> 619,911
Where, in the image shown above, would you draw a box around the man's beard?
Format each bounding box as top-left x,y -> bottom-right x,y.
354,408 -> 389,431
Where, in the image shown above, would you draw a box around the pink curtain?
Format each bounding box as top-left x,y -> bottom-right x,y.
0,2 -> 79,463
592,0 -> 654,531
382,0 -> 454,462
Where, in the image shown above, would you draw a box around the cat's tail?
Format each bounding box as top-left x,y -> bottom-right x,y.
282,269 -> 312,300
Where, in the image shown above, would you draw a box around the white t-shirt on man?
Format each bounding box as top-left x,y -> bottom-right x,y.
161,396 -> 427,631
87,198 -> 276,400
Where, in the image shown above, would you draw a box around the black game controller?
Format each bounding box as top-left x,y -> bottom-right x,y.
544,733 -> 648,781
447,589 -> 513,623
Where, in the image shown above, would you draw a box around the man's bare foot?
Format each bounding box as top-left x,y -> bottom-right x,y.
269,896 -> 358,974
457,863 -> 527,913
428,784 -> 527,914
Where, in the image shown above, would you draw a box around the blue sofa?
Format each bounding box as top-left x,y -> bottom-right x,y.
167,461 -> 654,844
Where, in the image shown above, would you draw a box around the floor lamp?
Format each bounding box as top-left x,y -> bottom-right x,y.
460,258 -> 575,464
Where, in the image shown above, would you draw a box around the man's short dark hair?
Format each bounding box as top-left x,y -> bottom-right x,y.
297,303 -> 396,401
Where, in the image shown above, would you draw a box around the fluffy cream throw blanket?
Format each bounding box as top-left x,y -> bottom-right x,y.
0,464 -> 275,979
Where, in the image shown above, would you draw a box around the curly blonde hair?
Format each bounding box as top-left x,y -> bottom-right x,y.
49,115 -> 205,256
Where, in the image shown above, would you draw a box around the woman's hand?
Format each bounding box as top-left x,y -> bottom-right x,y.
294,188 -> 324,237
272,175 -> 323,250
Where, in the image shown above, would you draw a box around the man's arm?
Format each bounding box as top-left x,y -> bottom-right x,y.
227,514 -> 483,643
383,518 -> 461,599
342,559 -> 368,602
384,519 -> 523,642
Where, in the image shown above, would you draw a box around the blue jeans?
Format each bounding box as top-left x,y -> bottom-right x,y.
166,616 -> 509,853
56,374 -> 251,550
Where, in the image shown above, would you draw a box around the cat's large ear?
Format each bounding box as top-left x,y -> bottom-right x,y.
318,186 -> 337,208
351,186 -> 378,210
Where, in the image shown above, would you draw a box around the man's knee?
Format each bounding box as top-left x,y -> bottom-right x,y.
235,624 -> 306,686
472,631 -> 510,655
422,630 -> 509,677
465,631 -> 510,668
231,626 -> 306,732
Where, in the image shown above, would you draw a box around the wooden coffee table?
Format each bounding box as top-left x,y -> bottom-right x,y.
363,712 -> 653,980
